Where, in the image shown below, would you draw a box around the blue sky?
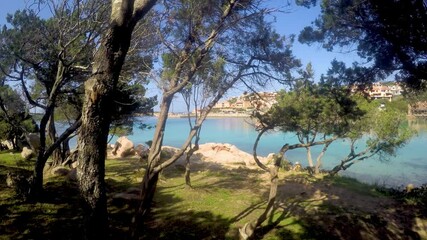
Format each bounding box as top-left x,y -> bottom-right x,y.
0,1 -> 360,112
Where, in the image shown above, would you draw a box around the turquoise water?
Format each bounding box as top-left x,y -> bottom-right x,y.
66,117 -> 427,187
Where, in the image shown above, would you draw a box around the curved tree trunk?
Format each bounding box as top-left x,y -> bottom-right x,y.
131,170 -> 160,238
61,137 -> 71,162
314,141 -> 332,174
184,127 -> 201,187
184,143 -> 199,187
241,136 -> 337,239
184,148 -> 193,187
48,111 -> 65,167
28,103 -> 54,199
239,166 -> 279,239
134,96 -> 173,218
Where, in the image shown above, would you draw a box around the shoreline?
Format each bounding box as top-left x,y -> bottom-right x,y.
153,112 -> 251,118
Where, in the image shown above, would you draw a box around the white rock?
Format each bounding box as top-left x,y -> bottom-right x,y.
21,147 -> 34,160
1,140 -> 14,150
113,136 -> 135,158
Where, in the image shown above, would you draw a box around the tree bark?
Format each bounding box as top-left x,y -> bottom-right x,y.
76,1 -> 157,238
48,111 -> 64,167
184,141 -> 200,187
314,141 -> 332,174
306,146 -> 314,167
135,96 -> 173,218
239,166 -> 279,240
28,103 -> 54,199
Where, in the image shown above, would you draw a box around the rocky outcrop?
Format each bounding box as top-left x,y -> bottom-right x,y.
51,167 -> 70,176
112,136 -> 135,158
25,133 -> 40,152
21,147 -> 34,160
135,144 -> 149,159
194,143 -> 268,168
1,140 -> 14,150
112,187 -> 142,205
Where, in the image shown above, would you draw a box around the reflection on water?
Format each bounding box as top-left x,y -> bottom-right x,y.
408,118 -> 427,133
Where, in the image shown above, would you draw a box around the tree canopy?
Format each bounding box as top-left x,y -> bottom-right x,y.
299,0 -> 427,89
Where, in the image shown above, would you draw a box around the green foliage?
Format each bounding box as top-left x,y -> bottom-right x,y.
299,0 -> 427,89
258,73 -> 363,142
110,81 -> 157,134
0,3 -> 157,138
367,109 -> 414,157
0,86 -> 37,144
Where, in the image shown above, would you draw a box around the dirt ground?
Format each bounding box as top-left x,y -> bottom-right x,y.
169,146 -> 427,240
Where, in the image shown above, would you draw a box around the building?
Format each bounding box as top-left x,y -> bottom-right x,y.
213,91 -> 277,112
351,82 -> 403,101
408,101 -> 427,117
369,83 -> 394,101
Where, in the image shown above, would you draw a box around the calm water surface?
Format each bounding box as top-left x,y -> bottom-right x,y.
67,117 -> 427,187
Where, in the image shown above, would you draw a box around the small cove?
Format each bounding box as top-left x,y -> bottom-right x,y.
62,116 -> 427,188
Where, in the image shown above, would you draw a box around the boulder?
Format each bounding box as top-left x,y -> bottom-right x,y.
195,143 -> 264,168
5,172 -> 31,198
112,193 -> 140,206
292,162 -> 302,171
71,161 -> 78,169
21,147 -> 34,160
161,146 -> 179,159
266,153 -> 276,162
112,136 -> 135,158
1,140 -> 14,150
406,183 -> 415,193
135,144 -> 149,159
51,167 -> 70,176
25,133 -> 40,152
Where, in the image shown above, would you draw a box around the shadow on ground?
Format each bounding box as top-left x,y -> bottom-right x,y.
249,174 -> 427,240
1,158 -> 426,240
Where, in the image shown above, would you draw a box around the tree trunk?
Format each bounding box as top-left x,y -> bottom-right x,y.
239,166 -> 279,239
314,141 -> 331,174
306,146 -> 314,168
61,137 -> 71,161
131,170 -> 160,237
77,79 -> 111,239
135,96 -> 173,215
48,111 -> 65,167
76,28 -> 129,240
77,1 -> 158,237
184,153 -> 192,187
28,103 -> 54,199
28,153 -> 49,199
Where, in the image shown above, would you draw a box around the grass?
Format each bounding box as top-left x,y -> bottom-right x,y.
0,151 -> 426,239
323,175 -> 385,197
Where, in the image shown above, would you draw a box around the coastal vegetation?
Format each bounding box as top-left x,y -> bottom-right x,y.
0,0 -> 426,239
1,151 -> 426,239
241,74 -> 414,237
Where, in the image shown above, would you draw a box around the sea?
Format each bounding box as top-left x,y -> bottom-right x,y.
64,117 -> 427,188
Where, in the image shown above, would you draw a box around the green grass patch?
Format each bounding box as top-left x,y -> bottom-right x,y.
0,157 -> 424,239
324,175 -> 384,197
0,151 -> 31,168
